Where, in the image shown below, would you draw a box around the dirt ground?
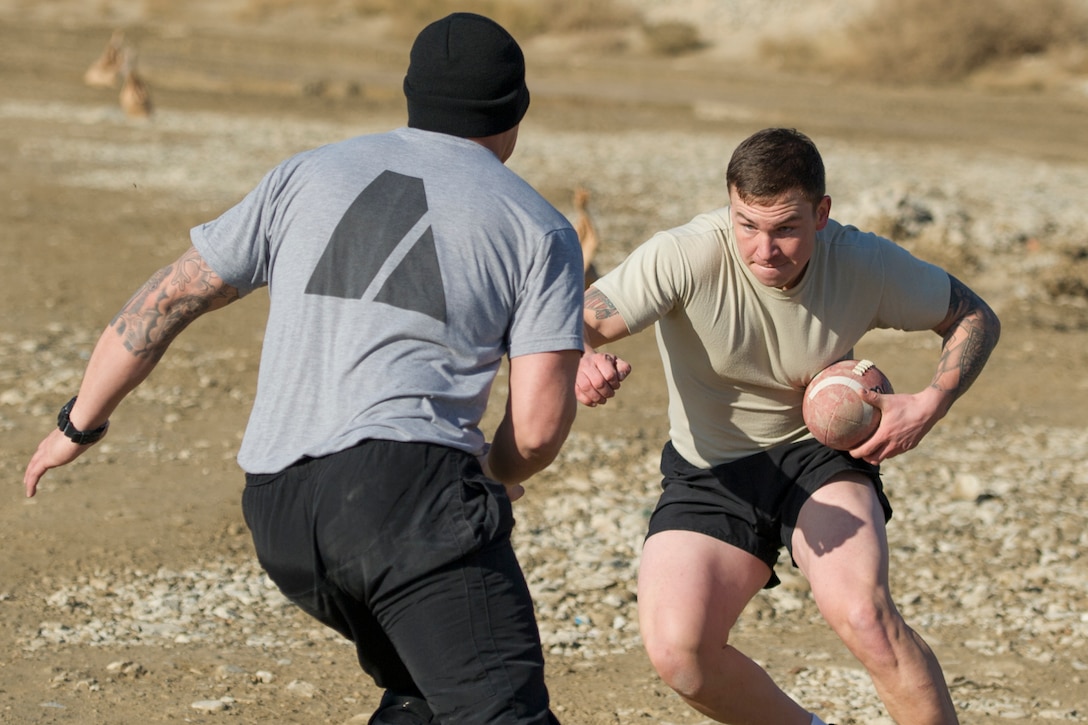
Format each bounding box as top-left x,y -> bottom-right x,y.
2,5 -> 1088,724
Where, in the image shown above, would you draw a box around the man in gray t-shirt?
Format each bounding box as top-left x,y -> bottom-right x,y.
25,13 -> 582,724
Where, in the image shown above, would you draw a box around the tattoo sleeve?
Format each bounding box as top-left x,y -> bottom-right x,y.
931,275 -> 1001,401
110,247 -> 240,362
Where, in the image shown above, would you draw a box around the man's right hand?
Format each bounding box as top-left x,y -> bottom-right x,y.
24,429 -> 96,498
575,351 -> 632,407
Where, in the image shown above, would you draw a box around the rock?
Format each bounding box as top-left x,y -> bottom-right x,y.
191,699 -> 229,712
286,679 -> 318,698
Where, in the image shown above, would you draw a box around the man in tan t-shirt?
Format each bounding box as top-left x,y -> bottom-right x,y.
577,128 -> 1000,725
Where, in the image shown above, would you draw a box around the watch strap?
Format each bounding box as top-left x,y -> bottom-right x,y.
57,396 -> 110,445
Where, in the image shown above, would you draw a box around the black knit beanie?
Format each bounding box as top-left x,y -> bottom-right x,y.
404,12 -> 530,138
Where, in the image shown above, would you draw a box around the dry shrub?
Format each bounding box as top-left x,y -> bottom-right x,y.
642,20 -> 704,56
351,0 -> 636,39
161,0 -> 644,49
1040,242 -> 1088,299
765,0 -> 1088,84
1041,261 -> 1088,298
233,0 -> 316,21
1031,243 -> 1088,330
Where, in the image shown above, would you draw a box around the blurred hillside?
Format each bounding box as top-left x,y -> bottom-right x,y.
4,0 -> 1087,91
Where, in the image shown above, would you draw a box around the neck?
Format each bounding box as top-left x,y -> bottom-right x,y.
469,125 -> 519,163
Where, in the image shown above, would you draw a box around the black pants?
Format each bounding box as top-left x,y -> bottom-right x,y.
242,439 -> 559,724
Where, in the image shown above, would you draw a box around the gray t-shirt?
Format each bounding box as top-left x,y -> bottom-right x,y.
191,128 -> 584,473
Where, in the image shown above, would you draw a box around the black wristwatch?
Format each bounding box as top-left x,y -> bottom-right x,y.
57,396 -> 110,445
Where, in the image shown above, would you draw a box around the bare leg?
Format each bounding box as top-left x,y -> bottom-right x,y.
792,474 -> 958,724
638,530 -> 811,725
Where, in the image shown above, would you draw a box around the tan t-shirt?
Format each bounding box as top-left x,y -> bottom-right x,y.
593,207 -> 950,468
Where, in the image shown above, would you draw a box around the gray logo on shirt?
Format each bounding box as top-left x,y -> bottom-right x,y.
305,170 -> 447,323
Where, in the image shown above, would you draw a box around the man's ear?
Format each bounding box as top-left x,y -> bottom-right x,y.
815,195 -> 831,230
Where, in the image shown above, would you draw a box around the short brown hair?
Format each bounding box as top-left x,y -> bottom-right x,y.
726,128 -> 826,207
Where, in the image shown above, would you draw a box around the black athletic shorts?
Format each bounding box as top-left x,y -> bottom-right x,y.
242,439 -> 559,724
646,439 -> 892,588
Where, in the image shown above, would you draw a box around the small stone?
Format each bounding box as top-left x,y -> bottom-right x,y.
286,679 -> 317,698
191,699 -> 228,712
215,664 -> 246,678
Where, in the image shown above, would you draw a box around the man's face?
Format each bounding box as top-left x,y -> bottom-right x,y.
729,187 -> 830,290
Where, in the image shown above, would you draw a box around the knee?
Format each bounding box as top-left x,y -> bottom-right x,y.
643,635 -> 714,701
824,597 -> 905,667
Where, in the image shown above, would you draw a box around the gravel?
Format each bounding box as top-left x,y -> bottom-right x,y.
4,61 -> 1088,722
15,411 -> 1088,721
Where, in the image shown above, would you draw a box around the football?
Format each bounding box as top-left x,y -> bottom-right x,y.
802,359 -> 893,450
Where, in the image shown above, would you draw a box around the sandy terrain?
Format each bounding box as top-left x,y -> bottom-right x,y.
2,3 -> 1088,723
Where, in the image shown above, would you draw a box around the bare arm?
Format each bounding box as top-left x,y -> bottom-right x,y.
855,274 -> 1000,463
487,349 -> 581,487
926,274 -> 1001,411
576,286 -> 634,406
583,286 -> 631,350
24,246 -> 240,496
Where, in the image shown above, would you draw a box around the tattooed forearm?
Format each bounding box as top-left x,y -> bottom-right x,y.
930,276 -> 1000,400
110,247 -> 239,361
585,287 -> 620,321
934,319 -> 994,394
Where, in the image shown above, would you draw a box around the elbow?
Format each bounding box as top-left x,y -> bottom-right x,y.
989,306 -> 1002,347
518,442 -> 563,472
977,300 -> 1002,355
516,400 -> 577,469
519,408 -> 576,467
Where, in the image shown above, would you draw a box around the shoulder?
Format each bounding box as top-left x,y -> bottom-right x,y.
820,218 -> 945,271
819,218 -> 884,247
599,209 -> 729,298
653,208 -> 731,260
675,207 -> 731,239
816,218 -> 950,319
817,218 -> 907,266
